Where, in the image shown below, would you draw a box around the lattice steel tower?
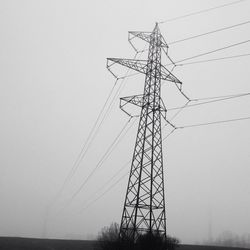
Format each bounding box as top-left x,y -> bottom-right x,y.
107,23 -> 182,242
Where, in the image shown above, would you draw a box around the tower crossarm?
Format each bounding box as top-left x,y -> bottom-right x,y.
107,58 -> 182,83
119,94 -> 144,117
161,64 -> 182,84
128,32 -> 151,51
120,94 -> 144,108
107,58 -> 148,75
120,95 -> 168,118
128,31 -> 169,48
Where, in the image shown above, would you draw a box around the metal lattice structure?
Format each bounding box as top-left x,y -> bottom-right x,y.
107,23 -> 182,242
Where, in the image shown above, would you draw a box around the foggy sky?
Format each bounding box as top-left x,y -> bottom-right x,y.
0,0 -> 250,244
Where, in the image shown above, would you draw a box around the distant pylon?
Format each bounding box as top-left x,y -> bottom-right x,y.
107,23 -> 182,242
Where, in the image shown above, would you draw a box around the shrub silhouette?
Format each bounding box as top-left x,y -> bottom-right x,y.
97,223 -> 180,250
97,222 -> 120,250
136,232 -> 180,250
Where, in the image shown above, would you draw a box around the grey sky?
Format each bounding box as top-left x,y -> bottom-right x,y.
0,0 -> 250,244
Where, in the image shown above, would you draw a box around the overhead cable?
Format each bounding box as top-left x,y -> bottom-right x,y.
48,81 -> 117,206
80,114 -> 250,211
80,159 -> 131,209
159,0 -> 247,24
169,20 -> 250,45
177,116 -> 250,129
168,101 -> 191,120
80,171 -> 129,212
80,128 -> 176,212
173,39 -> 250,65
176,53 -> 250,66
168,92 -> 250,111
51,52 -> 141,207
75,53 -> 141,168
63,118 -> 133,209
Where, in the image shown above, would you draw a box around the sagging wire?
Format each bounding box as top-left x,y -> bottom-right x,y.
175,53 -> 250,66
174,39 -> 250,65
168,20 -> 250,45
177,116 -> 250,129
158,0 -> 247,24
49,50 -> 143,218
80,126 -> 178,212
167,92 -> 250,111
60,116 -> 136,212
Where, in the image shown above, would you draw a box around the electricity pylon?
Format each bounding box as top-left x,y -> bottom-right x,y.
107,23 -> 182,242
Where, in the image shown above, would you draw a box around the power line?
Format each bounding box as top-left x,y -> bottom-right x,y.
80,171 -> 129,212
79,116 -> 180,212
192,92 -> 250,101
79,113 -> 250,212
78,18 -> 250,222
80,117 -> 137,184
176,53 -> 250,66
63,118 -> 133,209
173,39 -> 250,65
103,49 -> 250,83
79,112 -> 250,211
119,21 -> 250,61
79,114 -> 250,212
73,53 -> 142,172
72,52 -> 250,210
94,51 -> 146,136
173,80 -> 191,101
168,92 -> 250,111
48,81 -> 117,207
56,79 -> 122,202
80,159 -> 131,209
177,116 -> 250,129
53,51 -> 146,214
74,79 -> 123,165
169,20 -> 250,45
159,0 -> 247,24
80,128 -> 176,212
51,52 -> 141,208
162,128 -> 176,142
168,101 -> 191,121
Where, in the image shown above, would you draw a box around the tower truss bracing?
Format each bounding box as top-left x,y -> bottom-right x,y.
107,23 -> 181,242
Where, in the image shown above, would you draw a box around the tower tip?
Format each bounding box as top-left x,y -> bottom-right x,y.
154,22 -> 160,32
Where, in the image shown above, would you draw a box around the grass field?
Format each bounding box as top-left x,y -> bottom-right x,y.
0,237 -> 249,250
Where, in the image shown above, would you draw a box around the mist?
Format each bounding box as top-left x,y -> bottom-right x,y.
0,0 -> 250,244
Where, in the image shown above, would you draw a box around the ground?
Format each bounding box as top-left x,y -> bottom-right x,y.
0,237 -> 249,250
